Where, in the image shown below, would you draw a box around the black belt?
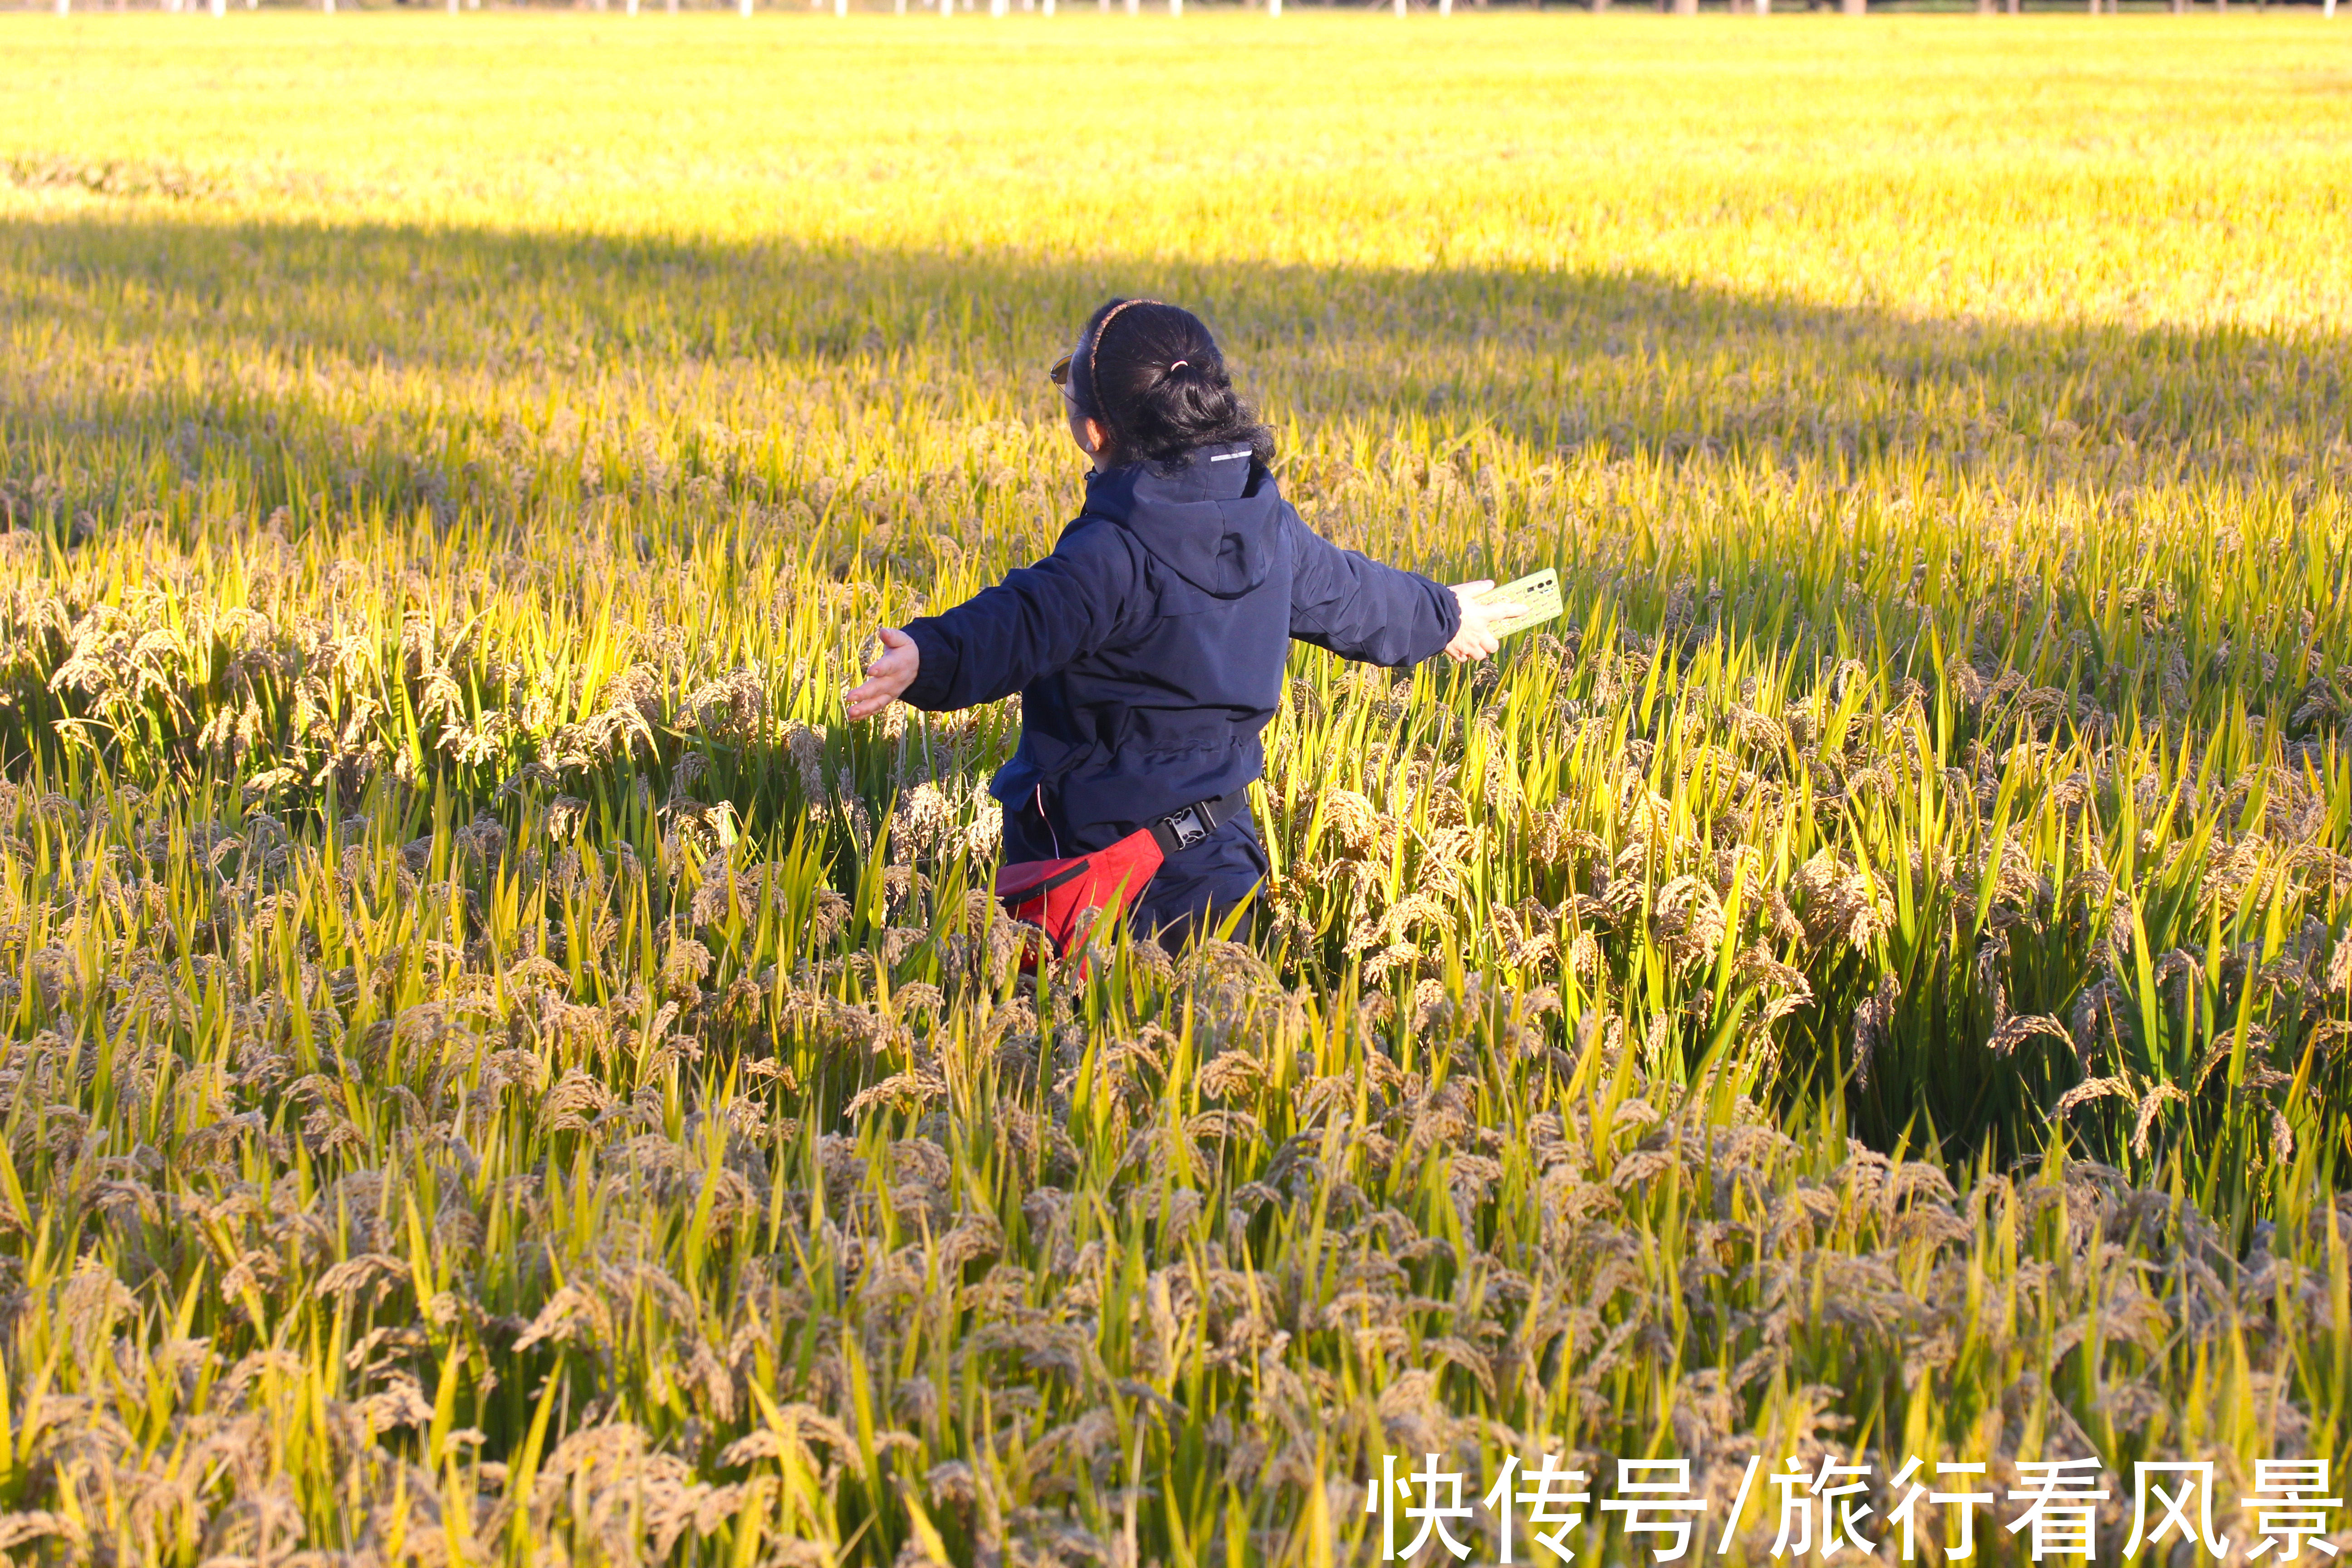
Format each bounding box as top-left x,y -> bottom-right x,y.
1145,787 -> 1252,857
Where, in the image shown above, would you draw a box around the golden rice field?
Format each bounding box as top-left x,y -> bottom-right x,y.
3,12 -> 2351,1563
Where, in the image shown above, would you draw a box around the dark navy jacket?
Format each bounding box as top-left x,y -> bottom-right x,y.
899,442 -> 1460,860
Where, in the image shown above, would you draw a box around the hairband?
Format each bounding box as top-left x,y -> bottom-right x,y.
1085,297 -> 1161,406
1168,359 -> 1189,372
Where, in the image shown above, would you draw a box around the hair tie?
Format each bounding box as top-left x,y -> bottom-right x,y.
1168,359 -> 1189,372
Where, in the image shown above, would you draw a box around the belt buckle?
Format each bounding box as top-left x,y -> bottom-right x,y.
1162,804 -> 1209,850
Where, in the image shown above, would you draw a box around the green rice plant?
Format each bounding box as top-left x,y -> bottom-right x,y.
1,12 -> 2348,1564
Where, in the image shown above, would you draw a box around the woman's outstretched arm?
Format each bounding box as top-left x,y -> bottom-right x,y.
1285,509 -> 1501,666
844,520 -> 1144,720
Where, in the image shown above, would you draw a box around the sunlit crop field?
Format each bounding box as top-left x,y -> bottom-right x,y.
3,13 -> 2350,1563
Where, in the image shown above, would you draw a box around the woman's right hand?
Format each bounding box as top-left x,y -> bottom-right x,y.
845,626 -> 920,720
1444,581 -> 1504,663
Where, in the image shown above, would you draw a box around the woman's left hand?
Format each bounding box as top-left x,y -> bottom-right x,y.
845,627 -> 920,719
1443,581 -> 1504,663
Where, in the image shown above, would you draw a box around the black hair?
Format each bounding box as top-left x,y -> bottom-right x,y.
1066,298 -> 1275,472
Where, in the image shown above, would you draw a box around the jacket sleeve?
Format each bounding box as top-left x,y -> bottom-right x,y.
1284,509 -> 1462,668
897,522 -> 1144,711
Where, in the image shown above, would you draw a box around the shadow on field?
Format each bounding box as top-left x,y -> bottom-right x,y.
6,208 -> 2347,1189
3,207 -> 2347,509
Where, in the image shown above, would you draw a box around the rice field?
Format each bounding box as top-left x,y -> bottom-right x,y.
2,12 -> 2350,1564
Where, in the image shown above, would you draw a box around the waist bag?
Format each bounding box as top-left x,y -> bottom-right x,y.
994,787 -> 1251,962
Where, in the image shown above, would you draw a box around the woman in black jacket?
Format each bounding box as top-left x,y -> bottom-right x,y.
846,298 -> 1503,949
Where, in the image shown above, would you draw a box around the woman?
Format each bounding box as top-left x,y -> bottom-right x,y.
846,297 -> 1503,950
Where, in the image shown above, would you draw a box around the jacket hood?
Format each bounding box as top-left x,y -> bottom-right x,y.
1082,444 -> 1279,600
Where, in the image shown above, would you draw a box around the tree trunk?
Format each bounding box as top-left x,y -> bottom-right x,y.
1841,0 -> 1864,16
1675,0 -> 1696,15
